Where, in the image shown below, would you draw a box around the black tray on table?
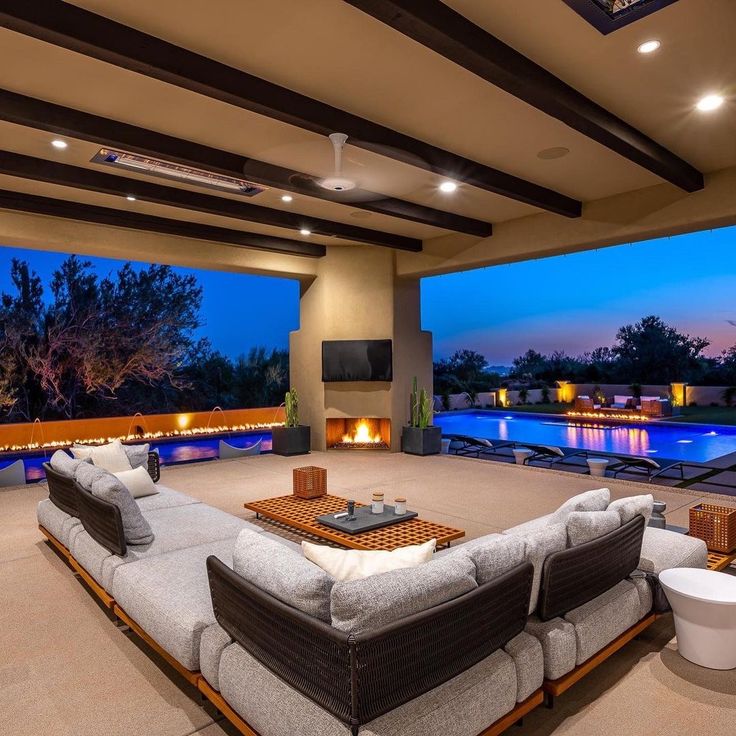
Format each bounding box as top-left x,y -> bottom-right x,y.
316,504 -> 418,534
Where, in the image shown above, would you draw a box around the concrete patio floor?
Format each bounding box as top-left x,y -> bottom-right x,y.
2,452 -> 735,736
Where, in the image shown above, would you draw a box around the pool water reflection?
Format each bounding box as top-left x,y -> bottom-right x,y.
435,411 -> 736,463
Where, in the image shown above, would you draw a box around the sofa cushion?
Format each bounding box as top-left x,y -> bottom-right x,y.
503,514 -> 552,536
524,616 -> 577,681
218,642 -> 518,736
74,462 -> 154,545
233,530 -> 335,621
113,466 -> 158,499
135,485 -> 200,512
566,509 -> 621,547
111,537 -> 236,671
638,526 -> 708,574
302,539 -> 435,581
451,533 -> 526,585
49,449 -> 90,478
37,498 -> 82,548
72,439 -> 133,473
330,554 -> 477,633
564,580 -> 641,664
504,522 -> 567,614
504,632 -> 544,703
71,503 -> 260,591
548,488 -> 611,525
608,494 -> 654,524
200,623 -> 232,691
122,443 -> 151,471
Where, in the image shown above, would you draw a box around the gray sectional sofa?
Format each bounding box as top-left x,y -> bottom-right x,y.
38,450 -> 708,736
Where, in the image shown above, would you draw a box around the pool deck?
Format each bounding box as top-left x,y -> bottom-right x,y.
2,451 -> 735,736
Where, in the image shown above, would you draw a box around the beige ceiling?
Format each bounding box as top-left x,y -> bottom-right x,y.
0,0 -> 734,277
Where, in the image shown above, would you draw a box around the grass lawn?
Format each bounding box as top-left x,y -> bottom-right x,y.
669,406 -> 736,426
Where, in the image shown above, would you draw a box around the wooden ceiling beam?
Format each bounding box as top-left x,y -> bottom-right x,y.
0,89 -> 491,238
0,188 -> 326,258
0,0 -> 580,217
344,0 -> 704,192
0,150 -> 422,251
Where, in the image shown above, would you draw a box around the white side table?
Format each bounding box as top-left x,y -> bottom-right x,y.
659,568 -> 736,670
586,458 -> 609,477
512,448 -> 533,466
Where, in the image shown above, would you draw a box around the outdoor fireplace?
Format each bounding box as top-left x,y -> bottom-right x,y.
326,418 -> 390,450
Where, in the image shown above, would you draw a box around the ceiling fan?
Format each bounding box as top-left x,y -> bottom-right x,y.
318,132 -> 357,192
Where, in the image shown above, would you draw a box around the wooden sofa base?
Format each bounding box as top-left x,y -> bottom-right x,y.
38,524 -> 71,559
198,677 -> 542,736
543,612 -> 657,700
113,604 -> 201,686
41,527 -> 543,735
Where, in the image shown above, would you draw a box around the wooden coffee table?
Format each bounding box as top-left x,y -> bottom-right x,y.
244,494 -> 465,551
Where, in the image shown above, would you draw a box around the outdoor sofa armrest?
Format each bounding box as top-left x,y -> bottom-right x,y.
637,527 -> 708,575
147,450 -> 160,482
207,556 -> 533,733
43,462 -> 79,516
75,482 -> 126,556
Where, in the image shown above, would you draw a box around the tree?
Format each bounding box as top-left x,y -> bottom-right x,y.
613,315 -> 709,384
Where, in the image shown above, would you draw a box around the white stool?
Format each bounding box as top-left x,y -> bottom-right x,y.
512,448 -> 533,466
659,568 -> 736,670
586,458 -> 609,477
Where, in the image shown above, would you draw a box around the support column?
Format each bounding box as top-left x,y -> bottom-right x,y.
290,246 -> 432,452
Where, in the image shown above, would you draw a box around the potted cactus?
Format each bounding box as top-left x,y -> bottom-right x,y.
401,377 -> 442,456
271,388 -> 311,456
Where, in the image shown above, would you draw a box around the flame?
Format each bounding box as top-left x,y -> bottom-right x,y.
342,419 -> 382,444
567,411 -> 650,422
0,421 -> 284,454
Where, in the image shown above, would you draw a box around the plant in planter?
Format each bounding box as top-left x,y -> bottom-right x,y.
402,377 -> 442,456
271,388 -> 311,456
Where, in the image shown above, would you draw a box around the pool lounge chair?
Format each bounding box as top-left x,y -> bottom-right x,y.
605,455 -> 662,480
446,435 -> 513,458
515,444 -> 571,466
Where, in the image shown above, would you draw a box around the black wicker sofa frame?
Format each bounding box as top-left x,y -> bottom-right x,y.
535,514 -> 656,705
206,557 -> 540,736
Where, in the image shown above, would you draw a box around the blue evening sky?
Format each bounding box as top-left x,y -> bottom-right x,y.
422,225 -> 736,365
0,224 -> 734,363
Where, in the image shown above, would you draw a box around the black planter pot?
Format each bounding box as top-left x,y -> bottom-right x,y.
401,425 -> 442,456
271,425 -> 311,456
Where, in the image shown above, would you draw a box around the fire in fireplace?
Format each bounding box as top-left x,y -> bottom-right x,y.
326,418 -> 390,450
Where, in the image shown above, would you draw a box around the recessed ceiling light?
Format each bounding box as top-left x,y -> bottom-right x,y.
281,195 -> 293,202
51,139 -> 68,149
637,39 -> 660,54
537,146 -> 570,160
300,228 -> 311,236
439,181 -> 457,193
125,195 -> 136,201
696,94 -> 724,112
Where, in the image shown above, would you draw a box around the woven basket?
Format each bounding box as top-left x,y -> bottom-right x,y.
293,466 -> 327,499
689,504 -> 736,553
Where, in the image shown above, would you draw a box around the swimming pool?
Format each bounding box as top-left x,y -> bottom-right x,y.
434,410 -> 736,463
1,430 -> 272,483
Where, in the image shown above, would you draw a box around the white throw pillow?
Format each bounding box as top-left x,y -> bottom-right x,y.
113,465 -> 159,499
608,494 -> 654,524
302,539 -> 436,582
72,439 -> 133,473
548,488 -> 611,525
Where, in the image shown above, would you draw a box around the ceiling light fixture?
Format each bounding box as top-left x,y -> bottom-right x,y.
439,181 -> 457,193
300,228 -> 311,236
637,39 -> 660,54
537,146 -> 570,160
125,195 -> 136,201
696,94 -> 724,112
281,195 -> 293,203
51,139 -> 68,149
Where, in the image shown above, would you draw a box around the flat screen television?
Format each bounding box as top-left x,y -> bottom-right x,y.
322,339 -> 393,382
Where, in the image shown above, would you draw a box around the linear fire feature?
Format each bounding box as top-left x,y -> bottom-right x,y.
326,418 -> 390,450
